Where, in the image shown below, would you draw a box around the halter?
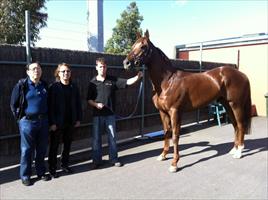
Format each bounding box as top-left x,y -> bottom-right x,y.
132,41 -> 153,67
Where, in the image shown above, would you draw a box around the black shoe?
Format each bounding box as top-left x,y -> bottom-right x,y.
50,171 -> 59,178
91,163 -> 101,170
22,178 -> 32,186
61,166 -> 73,174
38,174 -> 51,181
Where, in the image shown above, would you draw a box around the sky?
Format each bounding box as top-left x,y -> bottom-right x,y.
35,0 -> 268,58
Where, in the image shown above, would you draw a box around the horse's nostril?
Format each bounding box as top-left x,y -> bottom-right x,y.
134,60 -> 139,66
123,59 -> 131,68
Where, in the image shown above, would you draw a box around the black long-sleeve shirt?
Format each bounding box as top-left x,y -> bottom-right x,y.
48,81 -> 82,127
87,75 -> 127,116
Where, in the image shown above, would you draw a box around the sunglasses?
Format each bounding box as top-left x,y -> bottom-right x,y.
59,70 -> 71,73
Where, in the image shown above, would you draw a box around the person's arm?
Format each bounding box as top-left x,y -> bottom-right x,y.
87,81 -> 104,110
74,84 -> 82,127
88,100 -> 104,110
48,84 -> 56,124
48,84 -> 58,131
75,84 -> 82,121
126,71 -> 143,85
10,82 -> 21,119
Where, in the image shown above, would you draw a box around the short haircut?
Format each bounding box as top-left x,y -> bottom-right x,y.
96,57 -> 106,65
25,62 -> 41,70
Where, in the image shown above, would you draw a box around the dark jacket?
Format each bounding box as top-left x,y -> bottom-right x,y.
10,77 -> 48,120
48,81 -> 82,127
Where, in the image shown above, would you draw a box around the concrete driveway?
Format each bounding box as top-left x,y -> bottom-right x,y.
1,117 -> 267,200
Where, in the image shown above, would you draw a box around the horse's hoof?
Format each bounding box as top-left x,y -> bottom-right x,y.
169,165 -> 178,173
156,154 -> 166,161
232,151 -> 242,159
229,147 -> 237,155
238,145 -> 245,150
230,145 -> 244,158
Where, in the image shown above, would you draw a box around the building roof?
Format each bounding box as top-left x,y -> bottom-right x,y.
176,33 -> 268,51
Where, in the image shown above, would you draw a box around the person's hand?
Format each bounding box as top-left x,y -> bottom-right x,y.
50,124 -> 57,132
137,71 -> 143,79
74,121 -> 80,127
96,102 -> 104,109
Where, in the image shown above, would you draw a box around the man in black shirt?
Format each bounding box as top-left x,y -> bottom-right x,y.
87,57 -> 142,169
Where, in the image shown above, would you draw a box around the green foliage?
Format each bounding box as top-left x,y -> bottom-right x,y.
104,2 -> 143,55
0,0 -> 47,45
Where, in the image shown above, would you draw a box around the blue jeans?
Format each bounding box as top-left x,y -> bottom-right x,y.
91,115 -> 118,164
18,116 -> 49,180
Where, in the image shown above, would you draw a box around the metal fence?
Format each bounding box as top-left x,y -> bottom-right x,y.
0,45 -> 236,163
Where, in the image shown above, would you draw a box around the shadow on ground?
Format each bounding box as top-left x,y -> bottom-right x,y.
1,121 -> 267,185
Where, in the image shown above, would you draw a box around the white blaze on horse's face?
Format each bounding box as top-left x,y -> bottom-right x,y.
123,30 -> 150,69
131,38 -> 149,66
123,38 -> 144,69
133,39 -> 144,55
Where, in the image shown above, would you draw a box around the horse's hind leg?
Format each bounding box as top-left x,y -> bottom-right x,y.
228,104 -> 246,158
157,111 -> 171,161
219,99 -> 239,155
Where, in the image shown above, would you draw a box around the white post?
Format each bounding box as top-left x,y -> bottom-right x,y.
87,0 -> 104,52
25,10 -> 32,64
196,42 -> 203,124
199,42 -> 203,72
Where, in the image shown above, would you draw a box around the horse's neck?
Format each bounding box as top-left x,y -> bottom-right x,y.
147,49 -> 176,94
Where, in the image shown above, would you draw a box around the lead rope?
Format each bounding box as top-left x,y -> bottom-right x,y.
106,81 -> 143,119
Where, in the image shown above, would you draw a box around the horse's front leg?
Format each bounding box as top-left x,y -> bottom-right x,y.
169,108 -> 181,173
157,111 -> 171,161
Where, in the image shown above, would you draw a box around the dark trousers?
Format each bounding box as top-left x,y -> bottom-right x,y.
48,125 -> 73,172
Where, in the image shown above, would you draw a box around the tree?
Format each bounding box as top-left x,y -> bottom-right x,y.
105,2 -> 143,55
0,0 -> 47,45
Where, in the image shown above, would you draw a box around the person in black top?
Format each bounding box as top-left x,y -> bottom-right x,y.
87,57 -> 142,169
10,62 -> 51,186
48,63 -> 82,178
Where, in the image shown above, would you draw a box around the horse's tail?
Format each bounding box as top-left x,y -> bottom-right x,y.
244,81 -> 252,135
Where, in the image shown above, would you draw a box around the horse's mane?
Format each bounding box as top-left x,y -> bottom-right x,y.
154,46 -> 185,72
155,47 -> 173,66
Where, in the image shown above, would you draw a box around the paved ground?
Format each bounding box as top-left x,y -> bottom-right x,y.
1,117 -> 267,200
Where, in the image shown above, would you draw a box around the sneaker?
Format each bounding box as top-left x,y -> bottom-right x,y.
61,166 -> 73,174
113,162 -> 123,167
22,178 -> 32,186
37,174 -> 51,181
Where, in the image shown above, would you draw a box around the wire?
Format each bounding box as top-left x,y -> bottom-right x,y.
48,17 -> 87,26
43,27 -> 88,35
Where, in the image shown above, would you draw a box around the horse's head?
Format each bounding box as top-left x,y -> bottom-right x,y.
123,30 -> 152,70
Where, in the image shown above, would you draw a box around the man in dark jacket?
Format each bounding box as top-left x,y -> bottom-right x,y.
10,62 -> 51,186
48,63 -> 82,178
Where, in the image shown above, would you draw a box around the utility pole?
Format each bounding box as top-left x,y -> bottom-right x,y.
25,10 -> 32,64
87,0 -> 104,52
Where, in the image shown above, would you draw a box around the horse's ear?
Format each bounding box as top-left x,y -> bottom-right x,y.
145,29 -> 149,39
136,32 -> 142,39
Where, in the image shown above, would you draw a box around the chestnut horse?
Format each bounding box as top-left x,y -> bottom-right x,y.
123,30 -> 252,172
